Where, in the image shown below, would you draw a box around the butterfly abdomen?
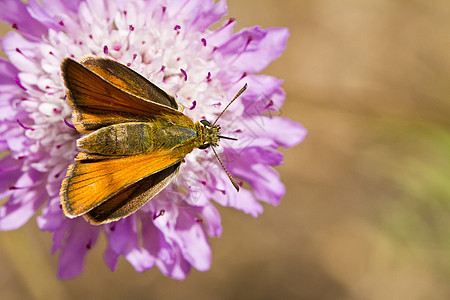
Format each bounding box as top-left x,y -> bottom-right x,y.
77,121 -> 198,156
77,122 -> 154,155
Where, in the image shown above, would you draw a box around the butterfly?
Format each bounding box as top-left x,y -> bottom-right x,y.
59,56 -> 246,225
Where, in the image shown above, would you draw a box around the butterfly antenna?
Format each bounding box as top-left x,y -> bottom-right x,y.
217,135 -> 237,141
211,146 -> 240,191
212,83 -> 247,126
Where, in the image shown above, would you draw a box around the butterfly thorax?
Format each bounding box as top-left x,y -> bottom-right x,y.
195,120 -> 220,149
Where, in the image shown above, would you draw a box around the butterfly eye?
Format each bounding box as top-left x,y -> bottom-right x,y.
200,120 -> 211,127
198,143 -> 210,150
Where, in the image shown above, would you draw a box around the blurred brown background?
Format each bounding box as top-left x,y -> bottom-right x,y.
1,0 -> 449,299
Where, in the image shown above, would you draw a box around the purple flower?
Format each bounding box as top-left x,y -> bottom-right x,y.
0,0 -> 306,279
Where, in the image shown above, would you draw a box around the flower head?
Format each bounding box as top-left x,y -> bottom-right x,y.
0,0 -> 306,279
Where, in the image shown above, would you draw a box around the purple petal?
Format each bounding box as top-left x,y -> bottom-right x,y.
240,165 -> 285,205
46,163 -> 67,196
0,58 -> 19,91
0,189 -> 45,230
51,222 -> 66,254
220,147 -> 287,205
207,17 -> 236,46
225,146 -> 284,166
41,0 -> 81,14
197,203 -> 222,237
180,0 -> 228,31
155,246 -> 191,280
175,209 -> 211,271
141,215 -> 170,258
241,75 -> 286,114
27,0 -> 61,31
1,32 -> 40,72
208,174 -> 264,217
56,219 -> 99,279
104,218 -> 133,254
0,0 -> 48,38
236,116 -> 307,149
224,147 -> 286,205
0,156 -> 22,199
124,248 -> 154,272
216,26 -> 289,73
5,130 -> 28,153
215,186 -> 263,217
142,212 -> 195,279
141,216 -> 161,255
104,217 -> 155,272
0,186 -> 47,230
104,247 -> 120,271
37,196 -> 64,231
0,59 -> 20,121
0,97 -> 16,121
12,168 -> 44,193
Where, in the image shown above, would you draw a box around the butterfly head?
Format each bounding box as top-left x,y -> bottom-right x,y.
196,119 -> 240,191
198,120 -> 220,149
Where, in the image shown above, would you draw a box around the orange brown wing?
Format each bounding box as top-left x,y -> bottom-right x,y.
79,56 -> 179,110
60,150 -> 184,218
61,58 -> 190,133
84,162 -> 181,225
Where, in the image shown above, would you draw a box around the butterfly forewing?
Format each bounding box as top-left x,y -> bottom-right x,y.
61,150 -> 185,218
61,58 -> 190,133
79,56 -> 179,110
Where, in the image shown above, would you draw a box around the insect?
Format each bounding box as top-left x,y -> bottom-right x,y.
60,56 -> 246,225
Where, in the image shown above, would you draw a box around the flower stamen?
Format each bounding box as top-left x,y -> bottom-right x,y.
15,78 -> 27,91
17,119 -> 34,130
180,69 -> 187,81
153,209 -> 165,220
64,119 -> 76,129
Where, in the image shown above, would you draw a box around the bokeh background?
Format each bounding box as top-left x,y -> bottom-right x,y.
1,0 -> 449,299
